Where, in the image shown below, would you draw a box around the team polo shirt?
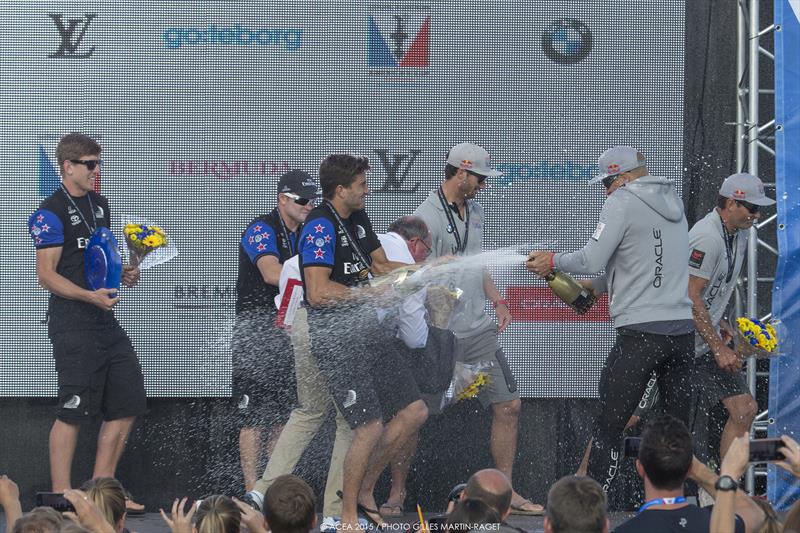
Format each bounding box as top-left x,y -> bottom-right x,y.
298,205 -> 380,306
688,209 -> 747,356
28,188 -> 116,333
413,189 -> 492,336
236,208 -> 299,315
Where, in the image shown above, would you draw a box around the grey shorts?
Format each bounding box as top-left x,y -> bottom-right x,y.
696,350 -> 751,404
426,323 -> 519,413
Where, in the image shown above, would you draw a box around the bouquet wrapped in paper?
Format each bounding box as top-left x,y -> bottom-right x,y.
734,317 -> 780,358
440,361 -> 492,409
121,216 -> 178,269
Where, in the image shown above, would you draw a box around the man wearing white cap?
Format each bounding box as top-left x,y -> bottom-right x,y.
413,143 -> 543,515
527,146 -> 696,493
688,173 -> 774,460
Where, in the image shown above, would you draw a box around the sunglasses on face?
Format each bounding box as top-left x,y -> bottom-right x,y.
283,192 -> 316,206
70,159 -> 103,171
601,174 -> 619,189
736,200 -> 760,214
467,170 -> 487,184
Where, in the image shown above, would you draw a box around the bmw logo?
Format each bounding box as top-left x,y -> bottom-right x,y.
542,18 -> 592,64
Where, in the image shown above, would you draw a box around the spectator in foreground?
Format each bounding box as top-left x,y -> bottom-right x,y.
544,475 -> 608,533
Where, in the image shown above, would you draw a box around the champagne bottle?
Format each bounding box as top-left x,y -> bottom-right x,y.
544,271 -> 597,314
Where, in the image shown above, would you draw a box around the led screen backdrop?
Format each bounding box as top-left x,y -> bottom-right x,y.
0,0 -> 685,397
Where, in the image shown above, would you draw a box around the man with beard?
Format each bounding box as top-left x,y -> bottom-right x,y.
412,142 -> 542,515
299,153 -> 427,530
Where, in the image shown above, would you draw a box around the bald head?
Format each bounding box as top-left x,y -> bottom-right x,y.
464,469 -> 512,519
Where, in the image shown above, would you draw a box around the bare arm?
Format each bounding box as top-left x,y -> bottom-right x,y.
36,247 -> 118,311
688,274 -> 741,372
304,266 -> 359,308
369,247 -> 409,276
689,448 -> 765,533
483,271 -> 511,332
0,475 -> 22,532
256,254 -> 282,286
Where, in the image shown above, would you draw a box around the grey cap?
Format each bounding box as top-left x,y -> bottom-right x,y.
589,146 -> 646,184
446,142 -> 503,177
277,169 -> 319,199
719,173 -> 775,206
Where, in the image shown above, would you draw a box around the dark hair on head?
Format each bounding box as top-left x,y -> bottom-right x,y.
195,495 -> 241,533
639,414 -> 693,490
444,163 -> 460,180
80,477 -> 127,528
264,475 -> 316,533
464,472 -> 512,518
319,154 -> 370,200
12,507 -> 63,533
387,216 -> 429,242
446,499 -> 501,529
717,194 -> 733,210
56,133 -> 101,172
545,476 -> 607,533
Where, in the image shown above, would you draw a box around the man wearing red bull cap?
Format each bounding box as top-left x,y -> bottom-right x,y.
527,146 -> 696,494
688,173 -> 774,462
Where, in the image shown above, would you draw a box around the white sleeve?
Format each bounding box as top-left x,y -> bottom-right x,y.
396,287 -> 429,349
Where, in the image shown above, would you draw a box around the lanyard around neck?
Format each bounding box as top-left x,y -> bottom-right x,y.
638,496 -> 687,514
436,187 -> 469,254
276,212 -> 297,256
323,201 -> 371,269
60,184 -> 97,234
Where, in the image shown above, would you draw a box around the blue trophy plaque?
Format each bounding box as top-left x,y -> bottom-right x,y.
84,227 -> 122,290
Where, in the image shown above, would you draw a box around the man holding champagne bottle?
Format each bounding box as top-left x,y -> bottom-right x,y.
526,146 -> 696,494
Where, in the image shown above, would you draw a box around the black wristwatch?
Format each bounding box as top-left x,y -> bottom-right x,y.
715,475 -> 738,492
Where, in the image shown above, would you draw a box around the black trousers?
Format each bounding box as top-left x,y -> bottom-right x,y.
587,328 -> 696,492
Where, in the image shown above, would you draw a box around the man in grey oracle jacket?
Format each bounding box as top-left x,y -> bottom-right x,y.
527,146 -> 696,494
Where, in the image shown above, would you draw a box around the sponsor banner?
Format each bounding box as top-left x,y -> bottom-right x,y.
506,286 -> 609,322
0,1 -> 685,397
768,0 -> 800,510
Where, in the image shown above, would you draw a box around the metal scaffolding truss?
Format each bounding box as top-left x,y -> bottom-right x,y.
734,0 -> 779,494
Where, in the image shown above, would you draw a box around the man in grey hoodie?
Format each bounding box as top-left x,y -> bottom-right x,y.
527,146 -> 696,493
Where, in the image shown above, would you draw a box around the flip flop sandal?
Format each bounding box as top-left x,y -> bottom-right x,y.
379,503 -> 404,517
509,500 -> 545,516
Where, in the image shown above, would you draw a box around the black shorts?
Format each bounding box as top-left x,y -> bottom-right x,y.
696,351 -> 751,404
50,326 -> 146,423
231,310 -> 296,428
307,307 -> 421,429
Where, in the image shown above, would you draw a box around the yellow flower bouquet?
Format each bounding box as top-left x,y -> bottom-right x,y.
734,317 -> 780,358
441,361 -> 492,408
121,216 -> 178,269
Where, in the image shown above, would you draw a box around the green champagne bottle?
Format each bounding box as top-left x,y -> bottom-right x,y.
544,271 -> 597,315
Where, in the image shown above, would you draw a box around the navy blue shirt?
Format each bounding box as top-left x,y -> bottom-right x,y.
29,189 -> 117,333
614,505 -> 745,533
235,208 -> 299,315
298,204 -> 380,306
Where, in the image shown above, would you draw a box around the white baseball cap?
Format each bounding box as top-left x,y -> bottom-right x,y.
446,143 -> 503,177
589,146 -> 646,185
719,173 -> 775,206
